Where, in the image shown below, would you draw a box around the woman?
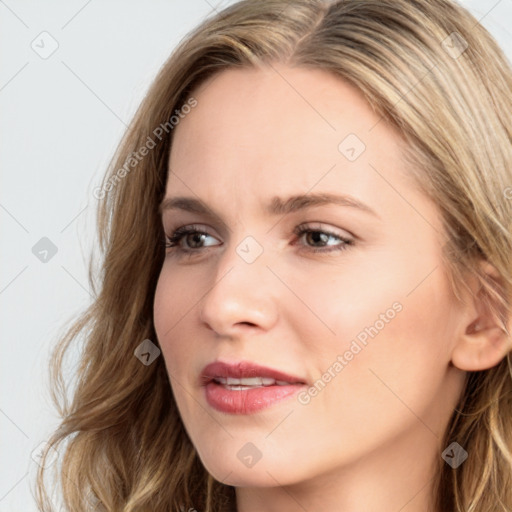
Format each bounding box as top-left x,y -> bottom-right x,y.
36,0 -> 512,511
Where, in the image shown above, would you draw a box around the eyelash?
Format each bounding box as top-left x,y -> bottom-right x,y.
163,223 -> 353,256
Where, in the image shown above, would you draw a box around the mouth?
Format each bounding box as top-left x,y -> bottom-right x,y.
200,359 -> 307,386
200,360 -> 308,414
211,376 -> 300,389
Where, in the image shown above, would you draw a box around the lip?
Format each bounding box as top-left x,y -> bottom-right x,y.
200,360 -> 307,386
200,360 -> 308,415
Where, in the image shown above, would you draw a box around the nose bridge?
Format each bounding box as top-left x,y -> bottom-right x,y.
199,232 -> 277,333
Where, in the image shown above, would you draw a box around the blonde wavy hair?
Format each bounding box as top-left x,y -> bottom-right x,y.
35,0 -> 512,511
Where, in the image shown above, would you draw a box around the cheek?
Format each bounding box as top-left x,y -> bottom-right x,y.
153,263 -> 201,333
153,269 -> 193,372
279,254 -> 405,356
153,271 -> 172,348
153,269 -> 202,422
332,280 -> 455,417
293,252 -> 456,412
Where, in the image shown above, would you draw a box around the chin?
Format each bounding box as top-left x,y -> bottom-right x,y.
209,467 -> 289,488
198,451 -> 299,488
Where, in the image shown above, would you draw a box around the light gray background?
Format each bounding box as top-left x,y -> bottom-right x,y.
1,1 -> 511,510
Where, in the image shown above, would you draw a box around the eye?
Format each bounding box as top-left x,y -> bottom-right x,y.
164,224 -> 220,253
163,222 -> 353,257
292,223 -> 353,253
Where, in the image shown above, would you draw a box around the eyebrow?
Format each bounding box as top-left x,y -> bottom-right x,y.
159,192 -> 380,223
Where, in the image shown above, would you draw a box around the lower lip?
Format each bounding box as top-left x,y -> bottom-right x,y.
204,381 -> 305,414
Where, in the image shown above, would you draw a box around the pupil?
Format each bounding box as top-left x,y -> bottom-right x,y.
189,233 -> 204,248
308,231 -> 327,246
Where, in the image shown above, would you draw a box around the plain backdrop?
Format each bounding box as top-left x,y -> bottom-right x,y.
1,1 -> 511,510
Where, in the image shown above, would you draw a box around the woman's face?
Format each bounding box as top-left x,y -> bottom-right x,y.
153,64 -> 467,496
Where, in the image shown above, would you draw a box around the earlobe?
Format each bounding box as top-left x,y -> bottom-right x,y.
451,261 -> 511,372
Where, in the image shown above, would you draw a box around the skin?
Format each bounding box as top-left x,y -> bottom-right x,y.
153,63 -> 508,512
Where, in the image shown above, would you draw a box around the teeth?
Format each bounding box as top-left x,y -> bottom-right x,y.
213,377 -> 293,387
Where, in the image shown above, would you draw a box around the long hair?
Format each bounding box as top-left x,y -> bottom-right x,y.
35,1 -> 512,510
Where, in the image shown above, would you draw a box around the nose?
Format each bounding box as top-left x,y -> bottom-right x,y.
199,237 -> 279,337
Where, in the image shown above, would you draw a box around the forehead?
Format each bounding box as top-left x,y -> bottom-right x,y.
169,64 -> 390,166
165,64 -> 414,220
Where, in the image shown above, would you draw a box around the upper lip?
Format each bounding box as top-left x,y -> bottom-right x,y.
200,360 -> 307,386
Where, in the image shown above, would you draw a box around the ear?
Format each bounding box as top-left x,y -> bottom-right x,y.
451,260 -> 511,372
